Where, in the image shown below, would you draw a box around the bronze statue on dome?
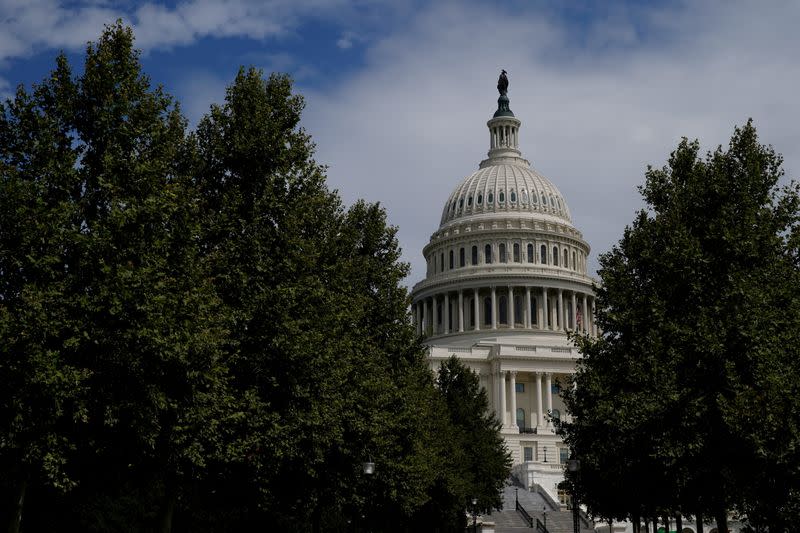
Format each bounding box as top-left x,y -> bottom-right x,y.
497,69 -> 508,96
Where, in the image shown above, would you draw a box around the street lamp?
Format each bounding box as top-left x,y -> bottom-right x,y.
543,506 -> 547,531
471,497 -> 478,533
567,458 -> 581,533
362,458 -> 375,475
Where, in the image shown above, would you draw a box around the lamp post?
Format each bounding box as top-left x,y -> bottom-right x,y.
471,497 -> 478,533
567,458 -> 581,533
543,506 -> 547,530
360,457 -> 374,532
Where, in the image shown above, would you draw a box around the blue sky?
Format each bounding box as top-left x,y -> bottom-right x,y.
2,0 -> 800,287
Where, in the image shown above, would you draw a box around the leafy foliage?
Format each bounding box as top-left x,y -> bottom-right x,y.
559,121 -> 800,531
0,23 -> 511,532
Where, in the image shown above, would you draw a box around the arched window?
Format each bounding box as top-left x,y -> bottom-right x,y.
488,191 -> 494,204
499,295 -> 508,324
510,190 -> 517,203
459,247 -> 465,267
563,249 -> 568,268
527,243 -> 534,263
553,246 -> 559,266
437,304 -> 442,324
484,297 -> 492,325
458,198 -> 463,209
513,243 -> 520,262
531,297 -> 538,325
516,408 -> 526,429
477,193 -> 483,205
499,243 -> 507,263
521,190 -> 529,204
471,245 -> 478,265
485,244 -> 492,264
572,251 -> 577,270
467,195 -> 473,206
499,191 -> 505,203
441,253 -> 445,271
514,295 -> 523,325
540,244 -> 547,265
449,250 -> 454,269
542,194 -> 547,205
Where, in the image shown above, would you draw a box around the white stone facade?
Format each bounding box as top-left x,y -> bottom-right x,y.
410,91 -> 596,505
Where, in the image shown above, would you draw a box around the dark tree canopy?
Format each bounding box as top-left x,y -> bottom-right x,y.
0,22 -> 511,533
560,121 -> 800,532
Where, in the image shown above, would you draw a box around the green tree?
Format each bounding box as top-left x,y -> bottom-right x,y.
0,54 -> 89,533
192,68 -> 452,531
1,22 -> 235,533
561,121 -> 800,532
429,356 -> 511,530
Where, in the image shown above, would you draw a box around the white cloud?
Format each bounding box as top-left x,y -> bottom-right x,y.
301,0 -> 800,287
0,0 -> 358,61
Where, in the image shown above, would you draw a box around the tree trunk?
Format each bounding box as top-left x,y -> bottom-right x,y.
675,513 -> 682,531
714,508 -> 727,533
695,513 -> 703,533
632,513 -> 640,533
158,480 -> 177,533
608,518 -> 613,533
7,478 -> 27,533
663,515 -> 670,533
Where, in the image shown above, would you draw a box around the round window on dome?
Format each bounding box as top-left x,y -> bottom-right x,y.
499,191 -> 505,203
477,193 -> 483,205
510,190 -> 517,203
488,192 -> 494,204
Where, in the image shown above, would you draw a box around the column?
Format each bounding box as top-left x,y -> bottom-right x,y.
499,370 -> 507,427
525,287 -> 532,329
444,293 -> 450,335
545,373 -> 553,426
458,290 -> 464,332
535,372 -> 543,428
541,287 -> 548,330
432,295 -> 438,335
571,292 -> 577,331
508,286 -> 514,329
582,294 -> 588,333
491,286 -> 497,330
509,371 -> 517,429
557,289 -> 564,331
551,296 -> 557,331
474,288 -> 480,331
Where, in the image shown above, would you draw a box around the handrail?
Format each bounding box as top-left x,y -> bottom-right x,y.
536,518 -> 549,533
515,499 -> 534,528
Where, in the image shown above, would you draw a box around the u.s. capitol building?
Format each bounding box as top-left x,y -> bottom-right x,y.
410,75 -> 597,505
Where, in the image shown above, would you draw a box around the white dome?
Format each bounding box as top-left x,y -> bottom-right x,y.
440,163 -> 572,227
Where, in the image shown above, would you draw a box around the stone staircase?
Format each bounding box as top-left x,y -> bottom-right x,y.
486,478 -> 595,533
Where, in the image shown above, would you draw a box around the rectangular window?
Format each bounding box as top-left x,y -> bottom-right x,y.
559,447 -> 569,464
524,446 -> 533,462
515,383 -> 525,393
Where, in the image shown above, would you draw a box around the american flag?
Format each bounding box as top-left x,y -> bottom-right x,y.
576,306 -> 583,328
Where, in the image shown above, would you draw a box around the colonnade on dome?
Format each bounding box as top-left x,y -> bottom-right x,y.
412,285 -> 596,338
